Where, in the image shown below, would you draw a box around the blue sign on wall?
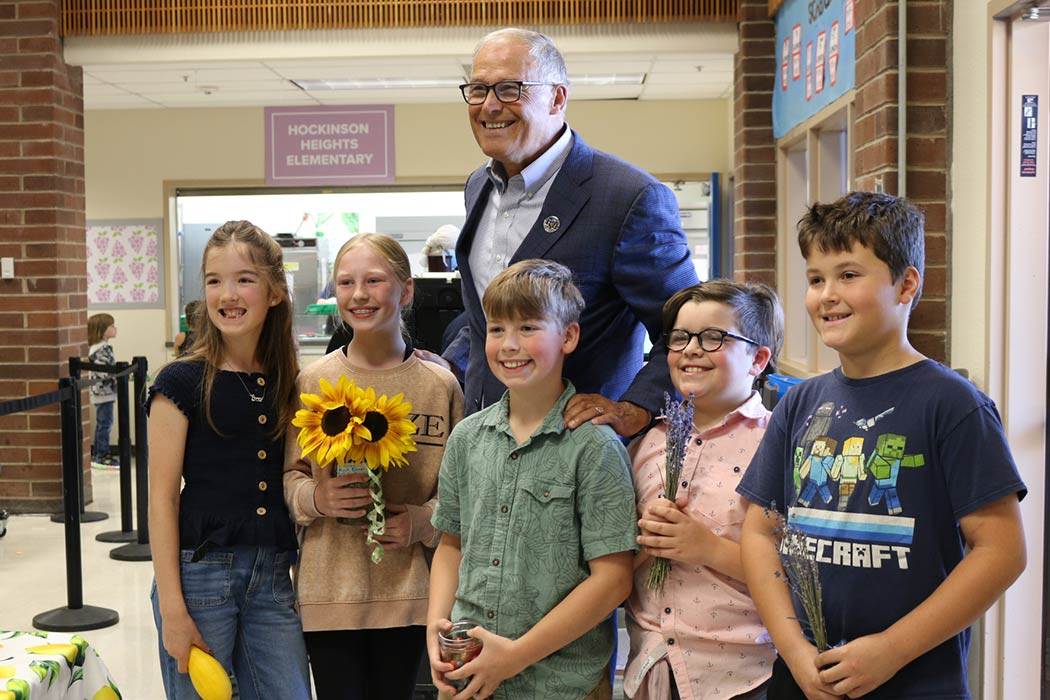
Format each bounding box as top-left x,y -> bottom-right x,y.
773,0 -> 857,138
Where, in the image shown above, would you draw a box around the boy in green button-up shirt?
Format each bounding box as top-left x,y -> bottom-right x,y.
428,260 -> 638,700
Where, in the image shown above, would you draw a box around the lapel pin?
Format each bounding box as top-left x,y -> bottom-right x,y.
543,215 -> 560,233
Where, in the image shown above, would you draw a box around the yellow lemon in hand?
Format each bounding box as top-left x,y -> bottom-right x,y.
188,647 -> 232,700
0,669 -> 11,679
0,690 -> 14,700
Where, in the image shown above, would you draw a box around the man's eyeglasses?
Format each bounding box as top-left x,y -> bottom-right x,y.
459,80 -> 558,105
663,328 -> 760,353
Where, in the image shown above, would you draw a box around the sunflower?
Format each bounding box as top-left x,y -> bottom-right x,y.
292,375 -> 373,467
346,389 -> 418,471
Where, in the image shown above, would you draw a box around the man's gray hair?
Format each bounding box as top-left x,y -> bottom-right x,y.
474,28 -> 568,85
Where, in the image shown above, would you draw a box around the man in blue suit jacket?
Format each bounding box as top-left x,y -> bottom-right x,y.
436,28 -> 698,437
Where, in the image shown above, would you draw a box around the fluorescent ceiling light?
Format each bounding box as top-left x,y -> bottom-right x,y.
292,74 -> 646,90
292,78 -> 462,90
571,74 -> 645,86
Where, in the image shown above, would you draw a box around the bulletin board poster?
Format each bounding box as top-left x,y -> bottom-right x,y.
265,105 -> 395,186
773,0 -> 856,138
87,220 -> 164,308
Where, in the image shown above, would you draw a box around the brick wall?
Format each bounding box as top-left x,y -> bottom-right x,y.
853,0 -> 950,362
733,0 -> 777,286
0,0 -> 90,513
735,0 -> 950,362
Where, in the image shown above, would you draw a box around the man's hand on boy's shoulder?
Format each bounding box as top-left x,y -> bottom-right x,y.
564,393 -> 651,437
446,628 -> 526,700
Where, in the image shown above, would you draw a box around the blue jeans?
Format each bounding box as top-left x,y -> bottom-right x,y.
151,546 -> 311,700
92,400 -> 114,460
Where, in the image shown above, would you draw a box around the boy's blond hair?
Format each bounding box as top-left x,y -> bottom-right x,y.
797,191 -> 925,308
482,259 -> 584,329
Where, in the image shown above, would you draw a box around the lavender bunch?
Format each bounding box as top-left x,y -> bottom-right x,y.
645,392 -> 695,592
772,510 -> 829,652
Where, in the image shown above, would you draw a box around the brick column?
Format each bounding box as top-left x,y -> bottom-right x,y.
853,0 -> 950,362
733,0 -> 777,286
0,0 -> 89,512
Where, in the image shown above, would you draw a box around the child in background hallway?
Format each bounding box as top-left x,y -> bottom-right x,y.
625,280 -> 783,700
88,313 -> 118,468
739,192 -> 1027,700
147,220 -> 310,700
173,300 -> 202,356
284,233 -> 463,700
428,259 -> 637,700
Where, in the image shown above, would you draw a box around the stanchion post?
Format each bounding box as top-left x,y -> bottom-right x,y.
115,363 -> 132,530
60,377 -> 83,608
111,355 -> 151,561
97,362 -> 136,543
33,378 -> 119,632
52,358 -> 108,524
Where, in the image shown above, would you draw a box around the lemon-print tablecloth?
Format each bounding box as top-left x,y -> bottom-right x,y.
0,631 -> 121,700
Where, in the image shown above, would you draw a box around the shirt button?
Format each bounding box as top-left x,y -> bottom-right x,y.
695,438 -> 703,445
502,212 -> 509,219
259,481 -> 268,491
667,638 -> 675,646
664,607 -> 672,614
543,490 -> 550,498
256,507 -> 267,516
487,611 -> 495,619
256,377 -> 266,386
496,254 -> 503,261
500,505 -> 508,514
257,450 -> 267,460
510,453 -> 519,460
734,466 -> 741,473
681,481 -> 688,488
492,558 -> 500,566
258,415 -> 267,425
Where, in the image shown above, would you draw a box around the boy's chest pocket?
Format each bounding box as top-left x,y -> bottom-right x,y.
515,480 -> 576,544
689,466 -> 748,534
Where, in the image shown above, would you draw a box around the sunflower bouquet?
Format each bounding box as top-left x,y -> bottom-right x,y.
293,375 -> 418,563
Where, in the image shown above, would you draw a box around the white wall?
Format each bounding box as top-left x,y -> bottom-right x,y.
951,3 -> 991,389
953,5 -> 1048,700
84,98 -> 731,371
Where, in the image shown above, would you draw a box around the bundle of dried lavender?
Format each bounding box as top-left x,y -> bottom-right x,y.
773,512 -> 830,652
645,392 -> 695,592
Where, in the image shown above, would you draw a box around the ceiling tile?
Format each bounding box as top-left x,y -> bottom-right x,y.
74,26 -> 735,110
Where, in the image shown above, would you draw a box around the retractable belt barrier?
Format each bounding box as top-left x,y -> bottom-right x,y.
0,354 -> 151,631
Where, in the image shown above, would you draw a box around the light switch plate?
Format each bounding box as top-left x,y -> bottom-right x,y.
0,257 -> 13,279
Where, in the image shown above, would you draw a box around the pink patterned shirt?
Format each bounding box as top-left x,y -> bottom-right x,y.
624,392 -> 775,700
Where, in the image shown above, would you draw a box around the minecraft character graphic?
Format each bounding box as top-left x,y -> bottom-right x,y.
831,436 -> 866,511
794,401 -> 835,500
797,436 -> 838,507
792,445 -> 805,499
800,402 -> 835,452
866,433 -> 925,515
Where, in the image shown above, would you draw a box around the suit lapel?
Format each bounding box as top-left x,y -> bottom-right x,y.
456,172 -> 493,304
511,133 -> 594,264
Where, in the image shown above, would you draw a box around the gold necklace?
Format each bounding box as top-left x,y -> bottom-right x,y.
226,364 -> 265,403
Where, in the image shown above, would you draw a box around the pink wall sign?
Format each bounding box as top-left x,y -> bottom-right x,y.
265,105 -> 395,186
